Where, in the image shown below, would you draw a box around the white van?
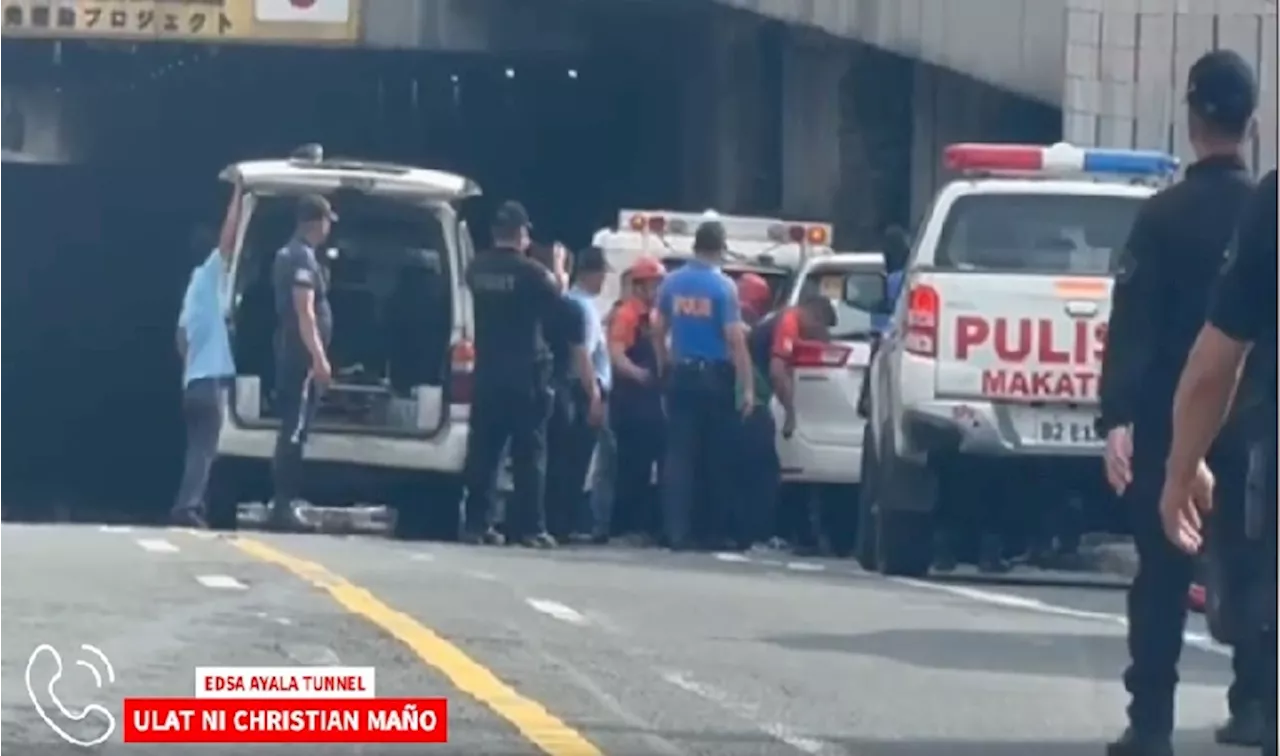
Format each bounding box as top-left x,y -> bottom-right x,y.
208,149 -> 481,537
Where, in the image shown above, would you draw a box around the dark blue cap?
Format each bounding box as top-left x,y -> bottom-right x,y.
1187,49 -> 1257,127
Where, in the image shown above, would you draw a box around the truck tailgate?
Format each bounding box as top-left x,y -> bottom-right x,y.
933,273 -> 1110,409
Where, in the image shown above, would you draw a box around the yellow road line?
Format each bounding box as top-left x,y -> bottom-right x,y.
232,537 -> 604,756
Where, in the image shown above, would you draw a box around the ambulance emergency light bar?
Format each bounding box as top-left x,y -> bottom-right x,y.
620,209 -> 832,247
944,142 -> 1179,178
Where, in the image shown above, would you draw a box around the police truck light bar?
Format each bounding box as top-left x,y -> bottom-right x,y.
944,142 -> 1179,178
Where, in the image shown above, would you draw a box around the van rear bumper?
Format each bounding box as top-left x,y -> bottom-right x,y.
217,409 -> 469,473
902,401 -> 1104,458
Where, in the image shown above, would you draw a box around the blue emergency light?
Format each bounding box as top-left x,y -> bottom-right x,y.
945,142 -> 1179,177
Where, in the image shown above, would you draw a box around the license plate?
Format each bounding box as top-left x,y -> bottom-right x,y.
1031,412 -> 1098,445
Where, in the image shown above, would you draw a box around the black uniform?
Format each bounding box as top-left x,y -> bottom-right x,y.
1206,170 -> 1278,756
1098,147 -> 1258,756
462,247 -> 571,543
270,235 -> 333,521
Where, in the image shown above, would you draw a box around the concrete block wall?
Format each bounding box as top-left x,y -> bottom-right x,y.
1064,0 -> 1278,173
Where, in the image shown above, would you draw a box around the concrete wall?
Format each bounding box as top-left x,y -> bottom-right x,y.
361,0 -> 591,53
1063,0 -> 1278,173
707,0 -> 1068,105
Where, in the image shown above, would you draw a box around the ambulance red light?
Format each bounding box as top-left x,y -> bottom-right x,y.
647,216 -> 667,234
904,283 -> 940,358
629,214 -> 647,231
787,225 -> 806,243
792,340 -> 851,368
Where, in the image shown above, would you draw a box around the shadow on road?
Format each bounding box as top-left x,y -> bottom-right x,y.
763,629 -> 1228,684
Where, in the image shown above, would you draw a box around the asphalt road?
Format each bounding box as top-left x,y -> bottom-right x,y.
1,523 -> 1240,755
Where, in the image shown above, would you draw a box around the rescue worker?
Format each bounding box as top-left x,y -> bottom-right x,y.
652,221 -> 755,550
1096,50 -> 1261,756
740,277 -> 837,550
545,246 -> 610,542
461,201 -> 592,549
1160,169 -> 1277,756
268,194 -> 337,532
172,180 -> 242,528
607,257 -> 667,544
757,286 -> 839,552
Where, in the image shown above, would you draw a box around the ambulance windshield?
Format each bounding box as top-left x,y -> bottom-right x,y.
935,193 -> 1143,275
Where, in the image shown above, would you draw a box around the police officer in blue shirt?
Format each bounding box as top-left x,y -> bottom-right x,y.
652,221 -> 755,550
172,179 -> 242,528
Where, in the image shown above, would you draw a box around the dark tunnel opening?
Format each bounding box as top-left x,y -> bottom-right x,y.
2,37 -> 689,522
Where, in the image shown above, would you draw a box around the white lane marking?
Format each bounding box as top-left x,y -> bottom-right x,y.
177,528 -> 218,540
136,538 -> 179,554
785,562 -> 825,572
661,671 -> 830,755
713,552 -> 751,563
894,577 -> 1229,656
196,575 -> 248,590
408,553 -> 435,562
525,598 -> 590,626
463,570 -> 498,582
99,525 -> 134,533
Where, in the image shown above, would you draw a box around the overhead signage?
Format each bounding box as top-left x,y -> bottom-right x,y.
2,0 -> 359,44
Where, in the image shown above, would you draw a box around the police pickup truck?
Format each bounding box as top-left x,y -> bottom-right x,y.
857,142 -> 1180,576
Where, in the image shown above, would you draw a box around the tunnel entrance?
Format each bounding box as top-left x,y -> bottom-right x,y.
2,37 -> 687,522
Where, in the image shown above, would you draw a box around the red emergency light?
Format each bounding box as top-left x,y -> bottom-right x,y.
769,224 -> 830,246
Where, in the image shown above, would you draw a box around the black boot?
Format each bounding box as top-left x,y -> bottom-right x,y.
266,500 -> 308,533
1105,727 -> 1173,756
932,531 -> 958,572
1215,703 -> 1266,746
978,534 -> 1011,574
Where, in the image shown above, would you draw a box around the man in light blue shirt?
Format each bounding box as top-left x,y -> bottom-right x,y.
172,181 -> 241,527
547,246 -> 613,541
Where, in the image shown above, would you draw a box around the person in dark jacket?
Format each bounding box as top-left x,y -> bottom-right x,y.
1097,51 -> 1263,756
1161,169 -> 1277,756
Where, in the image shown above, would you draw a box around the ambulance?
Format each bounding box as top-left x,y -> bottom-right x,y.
496,209 -> 836,498
592,208 -> 836,310
858,142 -> 1179,576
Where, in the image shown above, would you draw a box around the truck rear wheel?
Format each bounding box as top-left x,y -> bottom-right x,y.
854,442 -> 880,569
872,434 -> 935,577
206,457 -> 247,531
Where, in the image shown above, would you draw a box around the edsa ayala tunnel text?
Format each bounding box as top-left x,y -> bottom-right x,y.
121,667 -> 449,744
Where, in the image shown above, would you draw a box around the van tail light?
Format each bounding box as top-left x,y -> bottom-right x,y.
904,283 -> 940,357
449,339 -> 475,405
792,340 -> 852,368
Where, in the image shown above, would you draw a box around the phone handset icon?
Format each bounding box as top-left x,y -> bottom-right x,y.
25,644 -> 117,747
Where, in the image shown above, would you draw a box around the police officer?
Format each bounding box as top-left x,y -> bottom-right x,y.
1096,50 -> 1261,756
1160,169 -> 1277,756
544,246 -> 609,542
607,257 -> 667,543
268,194 -> 337,532
652,221 -> 755,550
462,201 -> 588,549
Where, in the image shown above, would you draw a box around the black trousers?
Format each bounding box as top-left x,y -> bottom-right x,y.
545,384 -> 602,539
662,362 -> 737,548
1123,420 -> 1255,735
464,384 -> 551,539
271,364 -> 320,512
172,378 -> 224,518
612,394 -> 665,539
738,406 -> 780,545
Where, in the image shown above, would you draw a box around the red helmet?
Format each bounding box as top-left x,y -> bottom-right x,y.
736,272 -> 772,315
628,256 -> 666,282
